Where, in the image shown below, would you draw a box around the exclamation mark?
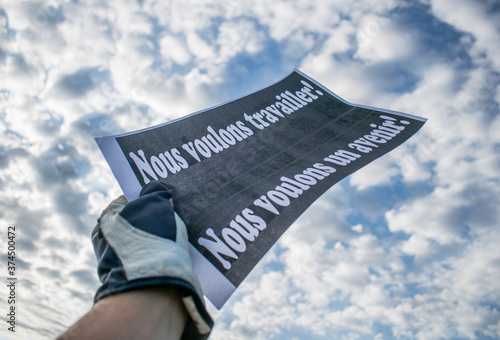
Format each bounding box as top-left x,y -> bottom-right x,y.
301,80 -> 323,96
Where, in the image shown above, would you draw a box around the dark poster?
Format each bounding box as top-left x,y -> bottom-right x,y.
96,70 -> 426,308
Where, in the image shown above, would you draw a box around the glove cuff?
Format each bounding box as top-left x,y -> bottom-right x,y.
94,276 -> 213,339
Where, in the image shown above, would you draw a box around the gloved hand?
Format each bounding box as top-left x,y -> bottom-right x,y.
91,180 -> 213,340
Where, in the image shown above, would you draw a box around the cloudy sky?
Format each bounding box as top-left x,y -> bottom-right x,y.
1,0 -> 499,339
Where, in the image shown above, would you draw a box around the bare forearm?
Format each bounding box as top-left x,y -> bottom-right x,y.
57,287 -> 188,340
63,183 -> 213,339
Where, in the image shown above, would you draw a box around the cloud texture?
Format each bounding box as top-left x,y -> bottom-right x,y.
0,0 -> 499,339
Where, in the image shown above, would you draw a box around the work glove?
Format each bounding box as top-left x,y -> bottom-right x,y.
91,180 -> 213,340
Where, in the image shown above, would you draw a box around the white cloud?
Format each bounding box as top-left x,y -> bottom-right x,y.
355,14 -> 418,63
399,234 -> 431,256
217,19 -> 266,59
349,154 -> 401,190
186,31 -> 216,61
160,34 -> 192,65
430,0 -> 500,69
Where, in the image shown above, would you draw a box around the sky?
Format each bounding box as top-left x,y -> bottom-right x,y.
0,0 -> 499,339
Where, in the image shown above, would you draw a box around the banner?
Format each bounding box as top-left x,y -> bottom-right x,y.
96,70 -> 426,308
